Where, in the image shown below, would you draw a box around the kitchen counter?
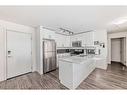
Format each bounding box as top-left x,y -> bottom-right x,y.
57,47 -> 86,49
58,55 -> 106,89
59,55 -> 95,64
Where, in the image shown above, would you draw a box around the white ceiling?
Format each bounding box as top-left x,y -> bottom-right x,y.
0,6 -> 127,32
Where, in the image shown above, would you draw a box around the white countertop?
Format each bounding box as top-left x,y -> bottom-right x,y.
59,55 -> 100,64
57,47 -> 86,49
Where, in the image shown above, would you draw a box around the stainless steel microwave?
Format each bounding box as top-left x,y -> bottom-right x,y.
72,41 -> 82,47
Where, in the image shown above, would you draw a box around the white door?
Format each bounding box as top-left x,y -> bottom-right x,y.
7,31 -> 32,78
111,38 -> 121,62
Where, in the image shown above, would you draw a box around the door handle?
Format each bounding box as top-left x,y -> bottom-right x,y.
8,50 -> 12,57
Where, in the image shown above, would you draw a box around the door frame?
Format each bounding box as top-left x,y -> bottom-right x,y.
5,29 -> 33,79
108,32 -> 127,66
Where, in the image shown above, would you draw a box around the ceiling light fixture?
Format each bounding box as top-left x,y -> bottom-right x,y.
59,28 -> 73,35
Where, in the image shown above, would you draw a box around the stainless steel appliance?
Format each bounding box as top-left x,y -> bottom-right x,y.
72,41 -> 82,47
43,39 -> 57,73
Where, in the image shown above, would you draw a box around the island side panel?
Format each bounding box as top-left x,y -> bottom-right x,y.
73,59 -> 96,89
59,60 -> 74,89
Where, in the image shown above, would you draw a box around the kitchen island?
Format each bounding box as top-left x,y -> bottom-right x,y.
59,55 -> 97,89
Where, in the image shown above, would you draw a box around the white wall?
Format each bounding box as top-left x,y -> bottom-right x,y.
0,19 -> 36,81
36,26 -> 42,74
111,38 -> 121,62
93,29 -> 108,69
94,29 -> 107,58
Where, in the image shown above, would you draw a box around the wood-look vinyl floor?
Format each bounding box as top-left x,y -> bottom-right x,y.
0,62 -> 127,89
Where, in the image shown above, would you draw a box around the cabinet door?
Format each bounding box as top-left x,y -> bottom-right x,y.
81,32 -> 94,46
85,32 -> 94,46
55,33 -> 71,47
55,33 -> 62,47
70,34 -> 82,47
81,33 -> 87,47
70,32 -> 94,47
55,33 -> 66,47
61,35 -> 65,47
43,28 -> 55,39
65,36 -> 71,47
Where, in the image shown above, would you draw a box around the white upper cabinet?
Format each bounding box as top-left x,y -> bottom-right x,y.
71,34 -> 81,42
39,27 -> 71,48
65,36 -> 71,47
55,33 -> 63,47
55,33 -> 71,47
70,34 -> 82,46
70,31 -> 94,47
82,31 -> 94,46
40,27 -> 55,40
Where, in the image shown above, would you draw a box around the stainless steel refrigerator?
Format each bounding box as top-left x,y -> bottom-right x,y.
43,39 -> 57,73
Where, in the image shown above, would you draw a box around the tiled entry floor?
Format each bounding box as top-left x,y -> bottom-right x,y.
0,62 -> 127,89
